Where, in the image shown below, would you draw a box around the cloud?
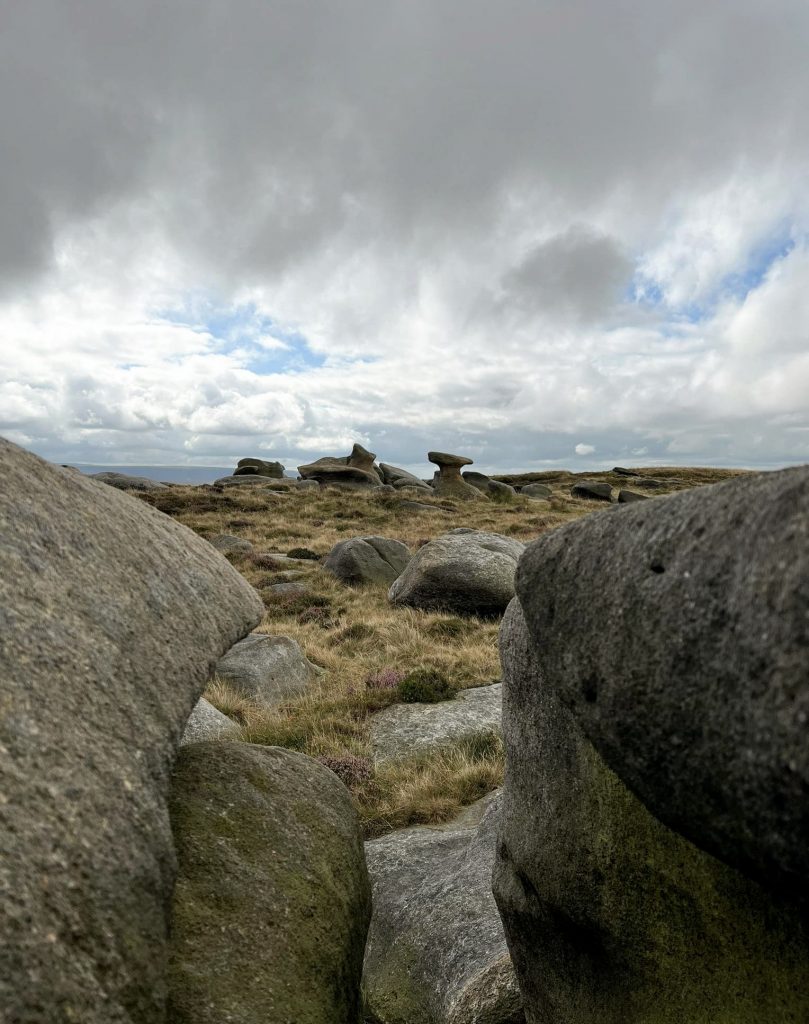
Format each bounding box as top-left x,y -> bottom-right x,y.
1,1 -> 809,472
575,444 -> 596,456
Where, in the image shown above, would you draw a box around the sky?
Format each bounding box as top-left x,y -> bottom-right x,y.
1,1 -> 808,476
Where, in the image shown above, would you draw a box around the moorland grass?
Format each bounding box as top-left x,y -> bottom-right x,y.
138,466 -> 743,835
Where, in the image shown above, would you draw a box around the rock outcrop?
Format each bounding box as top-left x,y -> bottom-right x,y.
515,465 -> 809,899
324,535 -> 411,586
0,438 -> 263,1023
363,792 -> 523,1024
371,684 -> 502,763
493,599 -> 809,1024
389,529 -> 524,616
428,451 -> 483,501
214,632 -> 316,707
90,470 -> 169,491
234,456 -> 285,477
168,742 -> 371,1024
463,471 -> 517,500
298,443 -> 382,489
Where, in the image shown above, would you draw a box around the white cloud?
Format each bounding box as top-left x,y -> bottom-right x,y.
575,444 -> 596,456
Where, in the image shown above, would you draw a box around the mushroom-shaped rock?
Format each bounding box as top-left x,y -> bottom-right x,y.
493,598 -> 809,1023
363,792 -> 522,1024
515,465 -> 809,900
428,451 -> 483,501
389,529 -> 524,616
234,456 -> 285,478
214,632 -> 316,708
168,742 -> 371,1024
324,535 -> 411,586
0,437 -> 263,1023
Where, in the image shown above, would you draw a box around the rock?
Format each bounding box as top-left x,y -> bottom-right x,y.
379,462 -> 428,488
570,480 -> 612,501
463,472 -> 517,500
168,742 -> 371,1024
253,551 -> 310,567
90,470 -> 169,491
210,533 -> 253,555
215,632 -> 316,708
377,483 -> 396,493
265,581 -> 310,597
389,530 -> 524,616
0,437 -> 263,1023
180,698 -> 239,746
393,476 -> 432,490
297,459 -> 380,489
295,478 -> 321,490
617,488 -> 648,503
632,476 -> 666,489
324,535 -> 411,587
493,599 -> 809,1024
520,482 -> 552,499
461,470 -> 493,492
515,465 -> 809,898
612,465 -> 636,476
371,684 -> 502,763
234,456 -> 285,477
363,792 -> 522,1024
400,500 -> 451,513
347,442 -> 379,476
428,451 -> 483,501
213,474 -> 286,488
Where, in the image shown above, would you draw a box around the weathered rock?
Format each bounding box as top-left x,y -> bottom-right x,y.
324,535 -> 411,586
234,456 -> 285,477
571,480 -> 613,501
213,474 -> 288,489
215,632 -> 315,707
380,462 -> 428,488
463,472 -> 517,500
389,530 -> 524,616
617,488 -> 648,503
400,500 -> 451,513
429,451 -> 483,501
90,470 -> 169,491
295,477 -> 321,490
612,465 -> 636,476
168,742 -> 371,1024
493,599 -> 809,1024
265,581 -> 310,597
520,483 -> 552,499
347,442 -> 379,475
393,476 -> 432,490
0,437 -> 263,1023
180,698 -> 239,746
515,465 -> 809,899
298,459 -> 380,489
633,476 -> 666,489
363,792 -> 522,1024
209,533 -> 253,555
371,684 -> 502,763
461,470 -> 493,491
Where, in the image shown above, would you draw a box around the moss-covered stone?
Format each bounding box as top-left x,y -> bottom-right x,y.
493,600 -> 809,1024
167,742 -> 371,1023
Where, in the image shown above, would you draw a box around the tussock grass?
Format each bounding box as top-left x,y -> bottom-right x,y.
141,468 -> 726,835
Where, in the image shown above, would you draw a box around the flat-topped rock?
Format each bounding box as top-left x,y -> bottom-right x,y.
234,457 -> 285,478
0,438 -> 263,1023
428,451 -> 474,468
363,791 -> 522,1024
90,471 -> 169,491
571,480 -> 613,501
427,452 -> 482,502
371,683 -> 502,763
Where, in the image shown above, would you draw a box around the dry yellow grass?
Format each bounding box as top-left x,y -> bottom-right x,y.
137,466 -> 744,835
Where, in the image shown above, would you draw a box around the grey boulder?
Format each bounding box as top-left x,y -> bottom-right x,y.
234,456 -> 285,477
617,488 -> 648,503
214,632 -> 316,707
520,483 -> 552,499
209,533 -> 253,555
493,599 -> 809,1023
515,465 -> 809,899
90,470 -> 169,491
463,471 -> 517,499
0,437 -> 263,1023
371,684 -> 502,764
380,462 -> 429,488
570,480 -> 612,501
168,742 -> 371,1024
429,451 -> 483,502
389,529 -> 524,616
324,535 -> 411,586
180,698 -> 239,746
363,792 -> 523,1024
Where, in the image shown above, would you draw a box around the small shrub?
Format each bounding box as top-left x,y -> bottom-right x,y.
397,668 -> 454,704
317,753 -> 373,789
365,668 -> 407,691
287,547 -> 321,560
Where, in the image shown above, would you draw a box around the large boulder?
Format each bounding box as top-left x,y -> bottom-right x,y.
371,684 -> 502,763
0,437 -> 263,1023
363,792 -> 523,1024
214,632 -> 316,708
324,535 -> 411,586
168,742 -> 371,1024
298,444 -> 382,489
515,466 -> 809,899
429,451 -> 483,501
234,456 -> 285,478
389,530 -> 524,616
379,462 -> 429,488
90,470 -> 169,491
493,599 -> 809,1024
463,471 -> 517,500
570,480 -> 612,501
520,483 -> 551,499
